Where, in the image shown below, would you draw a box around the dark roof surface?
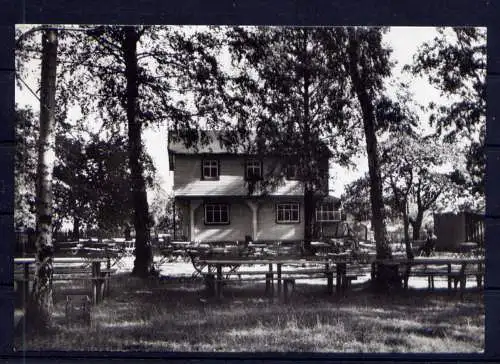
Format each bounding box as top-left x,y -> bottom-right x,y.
168,130 -> 333,158
168,130 -> 248,154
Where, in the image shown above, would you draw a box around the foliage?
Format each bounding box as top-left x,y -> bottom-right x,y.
149,191 -> 179,234
408,27 -> 486,195
226,27 -> 362,247
227,27 -> 359,177
14,105 -> 38,229
52,132 -> 156,235
380,133 -> 458,241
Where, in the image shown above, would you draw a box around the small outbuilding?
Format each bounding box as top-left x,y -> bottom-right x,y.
433,212 -> 484,251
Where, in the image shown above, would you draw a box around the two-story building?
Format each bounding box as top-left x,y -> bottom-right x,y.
168,131 -> 343,244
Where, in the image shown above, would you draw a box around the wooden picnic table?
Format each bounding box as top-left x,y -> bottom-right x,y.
14,256 -> 112,304
376,257 -> 484,291
199,258 -> 362,299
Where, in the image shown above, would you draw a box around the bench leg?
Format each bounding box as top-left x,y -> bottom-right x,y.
476,274 -> 483,289
216,266 -> 223,300
92,281 -> 98,305
205,274 -> 215,296
99,279 -> 106,302
326,272 -> 333,295
277,264 -> 282,296
265,273 -> 273,296
283,279 -> 294,303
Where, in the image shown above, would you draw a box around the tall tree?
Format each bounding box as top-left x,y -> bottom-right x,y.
55,26 -> 225,276
227,27 -> 358,252
28,28 -> 58,328
408,27 -> 486,196
380,134 -> 454,257
343,27 -> 393,260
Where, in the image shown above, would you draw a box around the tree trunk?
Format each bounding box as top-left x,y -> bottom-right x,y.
303,188 -> 316,254
122,26 -> 154,277
411,209 -> 424,241
402,205 -> 414,259
301,38 -> 315,255
346,29 -> 390,261
72,216 -> 80,241
27,28 -> 58,329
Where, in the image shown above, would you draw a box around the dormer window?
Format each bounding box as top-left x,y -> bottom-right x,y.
245,158 -> 262,180
201,159 -> 219,180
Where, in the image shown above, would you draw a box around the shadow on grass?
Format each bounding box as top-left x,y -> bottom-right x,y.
14,273 -> 484,353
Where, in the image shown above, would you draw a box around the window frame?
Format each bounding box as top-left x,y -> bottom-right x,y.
245,158 -> 263,181
201,159 -> 220,180
276,203 -> 300,224
204,203 -> 230,225
315,202 -> 341,222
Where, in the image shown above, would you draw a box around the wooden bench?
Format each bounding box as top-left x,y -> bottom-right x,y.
202,263 -> 368,300
398,259 -> 484,294
14,259 -> 115,305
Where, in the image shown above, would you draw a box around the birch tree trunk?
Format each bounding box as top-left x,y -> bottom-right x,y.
28,28 -> 58,328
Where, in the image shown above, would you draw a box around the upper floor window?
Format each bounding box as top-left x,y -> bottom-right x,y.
316,202 -> 341,222
205,204 -> 230,225
201,159 -> 219,180
245,158 -> 262,180
276,203 -> 300,224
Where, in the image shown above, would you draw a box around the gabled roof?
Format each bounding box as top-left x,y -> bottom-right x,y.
168,130 -> 333,158
168,130 -> 248,154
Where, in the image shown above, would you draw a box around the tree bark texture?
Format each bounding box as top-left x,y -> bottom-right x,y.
402,206 -> 414,259
28,28 -> 58,328
411,210 -> 424,241
122,26 -> 154,277
346,29 -> 391,260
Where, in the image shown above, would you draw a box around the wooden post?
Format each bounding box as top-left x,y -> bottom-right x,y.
277,263 -> 282,295
265,273 -> 273,296
447,263 -> 452,290
326,263 -> 333,295
244,200 -> 259,241
92,261 -> 102,304
283,279 -> 294,303
106,257 -> 111,297
173,199 -> 176,240
336,263 -> 345,294
189,203 -> 195,243
326,271 -> 333,295
205,274 -> 215,296
216,264 -> 223,300
23,263 -> 30,309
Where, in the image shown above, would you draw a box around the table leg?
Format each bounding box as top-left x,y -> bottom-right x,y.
325,263 -> 333,295
216,265 -> 223,300
266,263 -> 274,296
336,263 -> 345,294
277,264 -> 282,295
23,264 -> 30,304
92,262 -> 101,304
447,263 -> 452,290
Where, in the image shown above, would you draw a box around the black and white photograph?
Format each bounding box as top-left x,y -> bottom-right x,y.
13,25 -> 485,352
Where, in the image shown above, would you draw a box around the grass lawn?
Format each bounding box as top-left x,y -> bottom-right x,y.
13,271 -> 484,353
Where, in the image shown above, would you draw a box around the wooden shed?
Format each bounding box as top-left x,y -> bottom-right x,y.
433,212 -> 484,251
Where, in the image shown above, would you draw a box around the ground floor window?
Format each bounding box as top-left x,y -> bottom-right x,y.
204,204 -> 230,225
276,203 -> 300,223
316,202 -> 341,222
